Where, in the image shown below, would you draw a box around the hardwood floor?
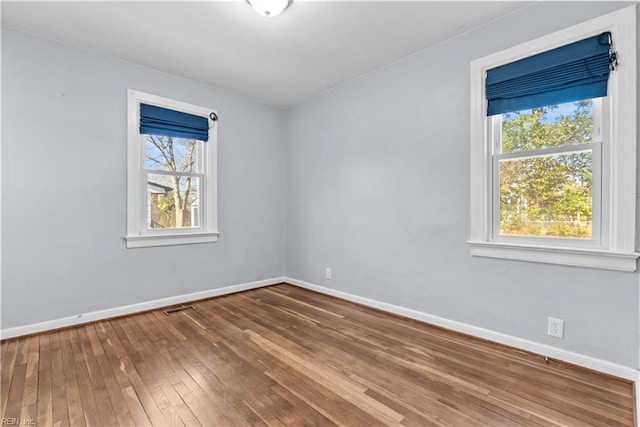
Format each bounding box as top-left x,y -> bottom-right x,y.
0,284 -> 635,426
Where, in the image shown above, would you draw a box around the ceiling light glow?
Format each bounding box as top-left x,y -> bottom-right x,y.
247,0 -> 292,17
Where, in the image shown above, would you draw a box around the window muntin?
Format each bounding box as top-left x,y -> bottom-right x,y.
490,98 -> 603,244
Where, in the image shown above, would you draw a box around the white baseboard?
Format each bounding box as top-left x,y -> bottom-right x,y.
2,275 -> 638,422
0,277 -> 286,340
2,276 -> 636,383
285,277 -> 639,382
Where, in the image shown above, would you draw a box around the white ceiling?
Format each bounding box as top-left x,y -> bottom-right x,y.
1,1 -> 532,108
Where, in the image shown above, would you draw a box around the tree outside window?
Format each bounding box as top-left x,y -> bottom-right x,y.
498,100 -> 594,239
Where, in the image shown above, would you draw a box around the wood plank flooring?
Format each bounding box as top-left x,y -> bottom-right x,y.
0,284 -> 635,426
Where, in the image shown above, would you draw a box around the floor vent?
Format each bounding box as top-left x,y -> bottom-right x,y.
163,305 -> 196,315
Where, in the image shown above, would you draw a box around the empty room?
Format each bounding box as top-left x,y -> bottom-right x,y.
1,0 -> 639,425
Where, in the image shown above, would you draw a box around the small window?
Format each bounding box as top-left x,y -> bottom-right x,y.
468,6 -> 637,271
125,90 -> 219,248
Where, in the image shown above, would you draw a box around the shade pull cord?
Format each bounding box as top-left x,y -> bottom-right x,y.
209,112 -> 218,129
608,33 -> 619,72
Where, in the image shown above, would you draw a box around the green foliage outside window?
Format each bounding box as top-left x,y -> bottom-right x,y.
499,100 -> 593,239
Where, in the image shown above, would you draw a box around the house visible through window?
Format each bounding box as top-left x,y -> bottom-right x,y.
125,90 -> 219,248
145,136 -> 202,229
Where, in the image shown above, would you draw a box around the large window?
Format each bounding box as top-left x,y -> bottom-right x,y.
468,7 -> 637,271
125,90 -> 219,248
493,98 -> 602,244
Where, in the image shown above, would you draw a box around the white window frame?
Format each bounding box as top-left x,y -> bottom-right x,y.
125,89 -> 219,248
468,6 -> 637,271
489,98 -> 605,250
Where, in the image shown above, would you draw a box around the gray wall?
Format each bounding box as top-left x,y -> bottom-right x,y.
1,28 -> 285,328
284,1 -> 639,368
2,2 -> 638,369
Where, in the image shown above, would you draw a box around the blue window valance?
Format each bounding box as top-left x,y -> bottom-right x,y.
140,103 -> 209,141
486,32 -> 614,116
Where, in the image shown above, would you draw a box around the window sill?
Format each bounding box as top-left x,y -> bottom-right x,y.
467,241 -> 639,272
125,232 -> 219,248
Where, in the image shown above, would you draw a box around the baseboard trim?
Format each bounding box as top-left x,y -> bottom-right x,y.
2,276 -> 636,384
285,277 -> 638,382
0,277 -> 286,340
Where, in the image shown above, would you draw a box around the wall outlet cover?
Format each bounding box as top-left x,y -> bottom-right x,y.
547,317 -> 564,339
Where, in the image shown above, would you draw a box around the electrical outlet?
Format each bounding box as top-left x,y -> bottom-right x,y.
325,267 -> 332,280
547,317 -> 564,339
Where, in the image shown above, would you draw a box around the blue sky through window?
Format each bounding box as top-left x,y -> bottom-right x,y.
144,135 -> 200,172
502,99 -> 593,124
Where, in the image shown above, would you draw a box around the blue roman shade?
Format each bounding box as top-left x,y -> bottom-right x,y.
486,32 -> 614,116
140,103 -> 209,141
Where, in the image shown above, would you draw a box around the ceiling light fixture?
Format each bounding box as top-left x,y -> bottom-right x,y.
247,0 -> 292,17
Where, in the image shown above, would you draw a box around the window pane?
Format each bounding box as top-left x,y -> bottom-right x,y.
501,99 -> 594,153
499,151 -> 592,239
147,174 -> 200,229
144,135 -> 200,172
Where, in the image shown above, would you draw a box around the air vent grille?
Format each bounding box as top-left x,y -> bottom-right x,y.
163,305 -> 196,315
